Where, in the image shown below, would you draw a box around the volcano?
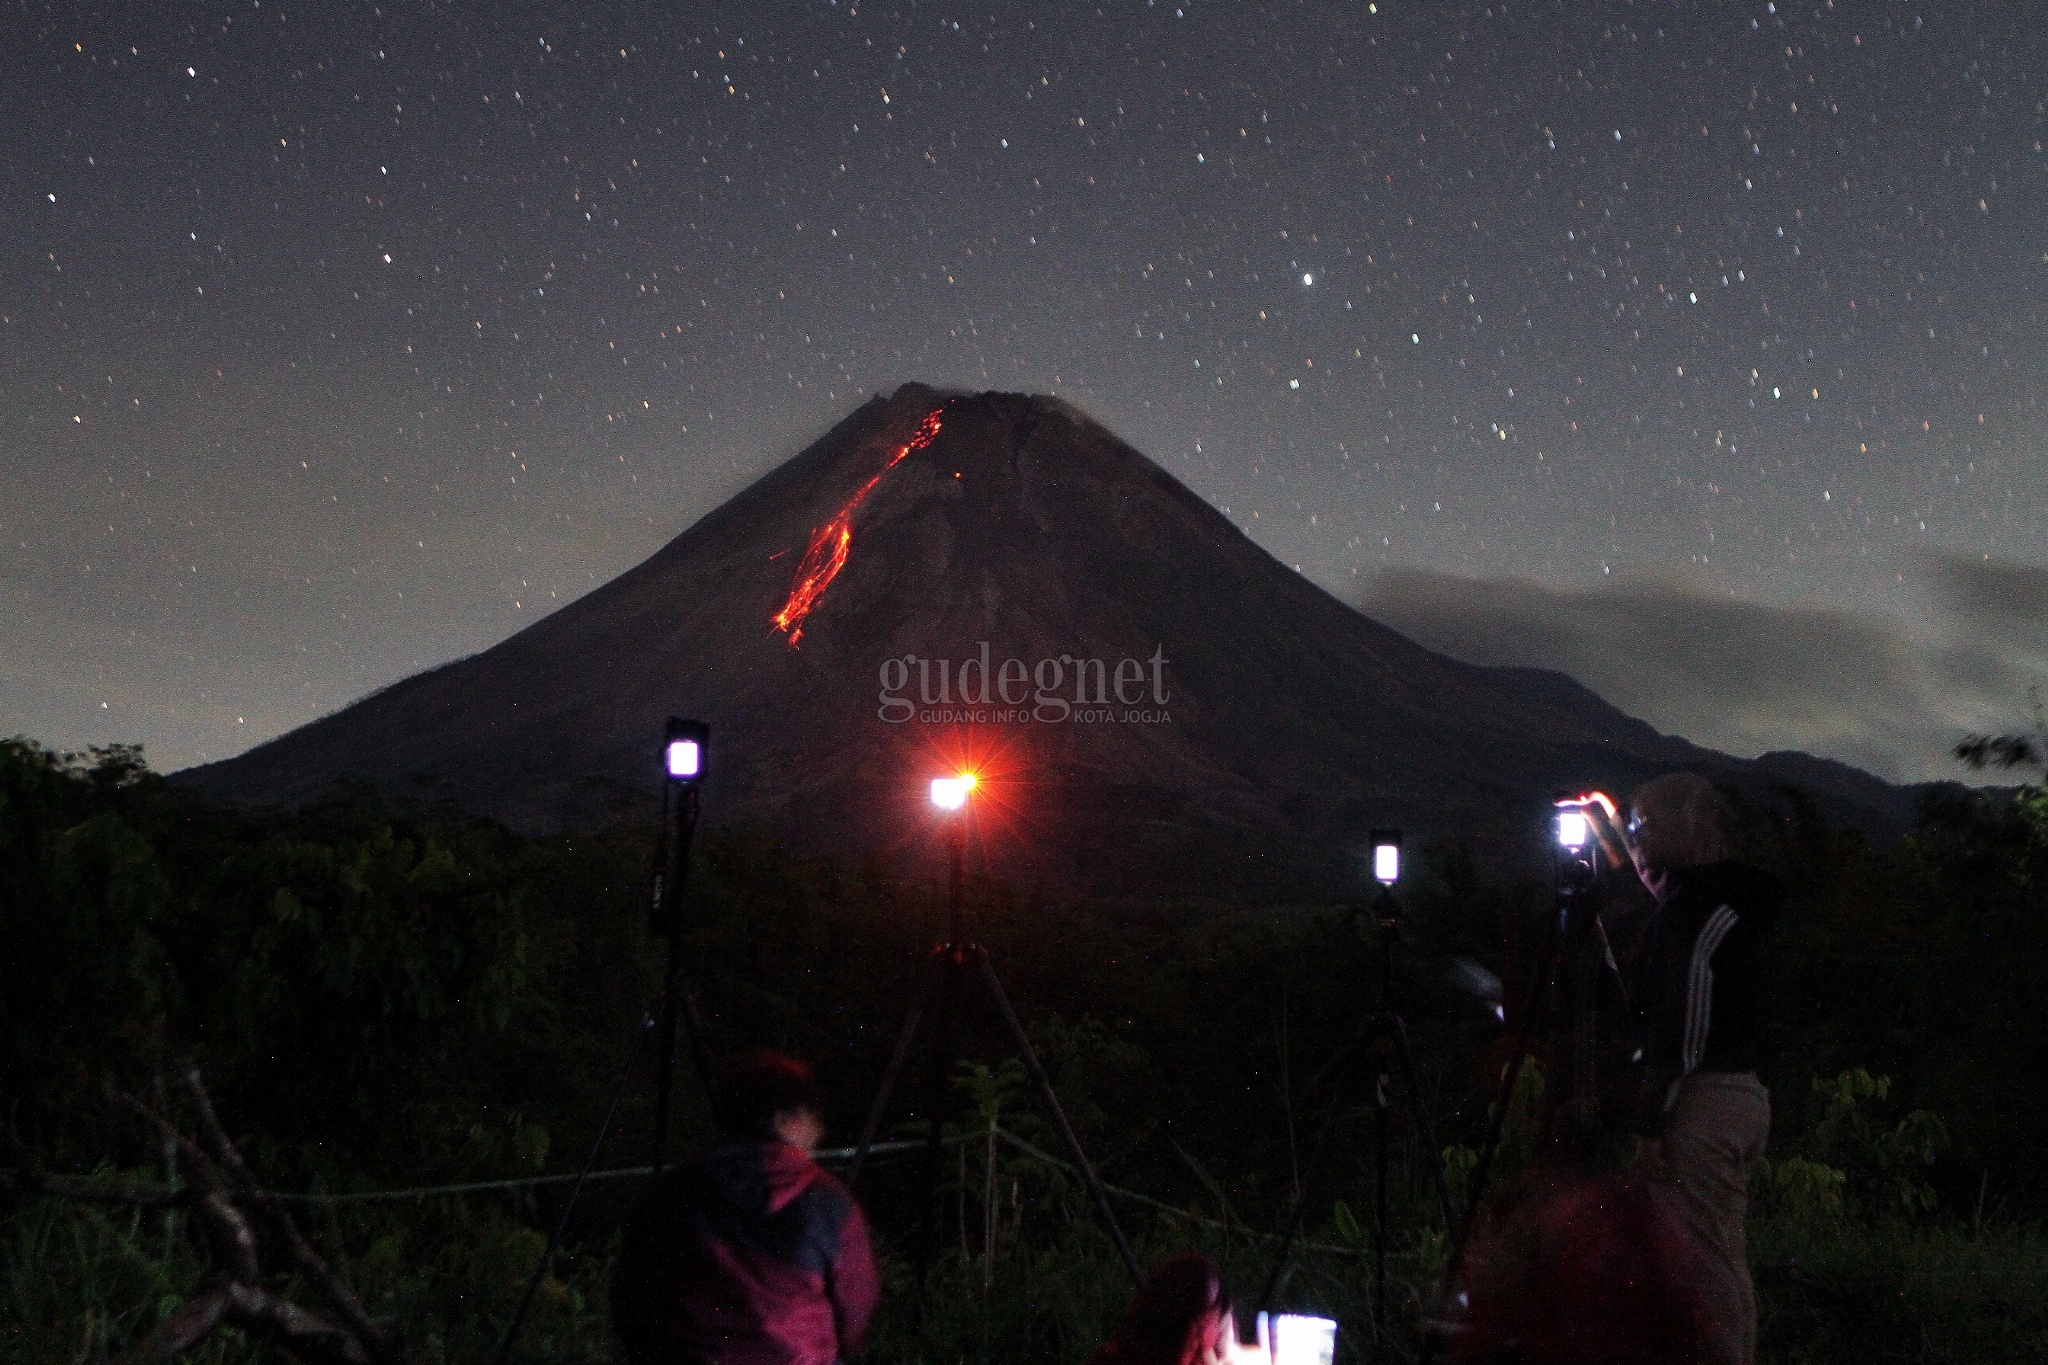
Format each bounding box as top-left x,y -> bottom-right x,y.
180,384 -> 1915,896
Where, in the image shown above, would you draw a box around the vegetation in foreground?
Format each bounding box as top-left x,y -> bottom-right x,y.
4,738 -> 2046,1362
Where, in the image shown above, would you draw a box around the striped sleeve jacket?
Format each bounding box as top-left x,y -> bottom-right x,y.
1629,860 -> 1783,1137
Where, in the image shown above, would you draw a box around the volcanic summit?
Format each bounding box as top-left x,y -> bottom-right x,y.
180,384 -> 1911,895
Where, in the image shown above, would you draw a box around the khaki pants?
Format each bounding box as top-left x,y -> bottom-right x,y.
1640,1072 -> 1771,1365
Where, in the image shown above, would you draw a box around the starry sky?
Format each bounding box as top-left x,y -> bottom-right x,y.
5,0 -> 2044,782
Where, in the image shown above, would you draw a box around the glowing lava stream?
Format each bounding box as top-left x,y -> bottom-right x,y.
772,406 -> 945,646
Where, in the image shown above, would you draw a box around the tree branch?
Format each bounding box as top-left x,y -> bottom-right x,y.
1955,733 -> 2043,771
111,1286 -> 228,1365
180,1065 -> 402,1364
224,1282 -> 376,1365
0,1168 -> 191,1209
80,1067 -> 414,1365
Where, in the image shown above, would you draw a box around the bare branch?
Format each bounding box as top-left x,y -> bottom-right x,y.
111,1287 -> 228,1365
179,1067 -> 407,1365
86,1069 -> 412,1365
224,1282 -> 376,1365
0,1168 -> 191,1209
105,1083 -> 234,1201
270,1206 -> 404,1364
181,1063 -> 262,1196
195,1191 -> 261,1284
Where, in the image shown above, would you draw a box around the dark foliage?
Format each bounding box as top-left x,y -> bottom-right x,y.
5,737 -> 2048,1362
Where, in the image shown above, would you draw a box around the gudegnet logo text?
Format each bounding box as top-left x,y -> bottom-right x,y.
878,643 -> 1172,725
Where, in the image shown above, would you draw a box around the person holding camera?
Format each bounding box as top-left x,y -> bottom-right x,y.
1089,1254 -> 1260,1365
1621,773 -> 1781,1365
611,1050 -> 878,1365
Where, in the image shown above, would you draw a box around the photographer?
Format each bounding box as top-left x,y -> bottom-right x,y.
1088,1254 -> 1259,1365
611,1050 -> 878,1365
1621,774 -> 1781,1365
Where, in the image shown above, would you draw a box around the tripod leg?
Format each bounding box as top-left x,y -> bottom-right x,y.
679,983 -> 721,1131
1570,927 -> 1603,1139
652,971 -> 720,1172
913,947 -> 964,1288
1386,1016 -> 1459,1231
1255,1048 -> 1361,1316
1453,900 -> 1559,1240
848,959 -> 939,1189
497,1003 -> 658,1365
1590,909 -> 1633,1014
650,930 -> 688,1173
974,951 -> 1144,1288
1417,903 -> 1565,1365
1374,1068 -> 1389,1354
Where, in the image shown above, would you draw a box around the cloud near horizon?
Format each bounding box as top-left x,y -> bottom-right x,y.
1355,554 -> 2048,784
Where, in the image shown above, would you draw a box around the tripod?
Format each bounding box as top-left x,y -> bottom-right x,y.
1416,829 -> 1634,1365
846,818 -> 1144,1289
1256,887 -> 1458,1358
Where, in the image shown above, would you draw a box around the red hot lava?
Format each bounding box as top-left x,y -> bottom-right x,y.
772,406 -> 945,646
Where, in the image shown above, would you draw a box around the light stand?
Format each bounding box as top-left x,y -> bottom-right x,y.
495,719 -> 719,1365
846,774 -> 1143,1290
1256,831 -> 1458,1361
650,717 -> 721,1171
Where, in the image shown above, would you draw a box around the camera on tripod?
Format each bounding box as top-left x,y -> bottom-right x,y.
1419,789 -> 1641,1364
1546,790 -> 1634,1050
1552,791 -> 1625,887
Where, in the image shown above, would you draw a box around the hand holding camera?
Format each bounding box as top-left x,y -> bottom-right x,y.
1255,1313 -> 1338,1365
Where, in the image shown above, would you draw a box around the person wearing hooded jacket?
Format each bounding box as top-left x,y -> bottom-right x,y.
611,1050 -> 878,1365
1622,773 -> 1782,1365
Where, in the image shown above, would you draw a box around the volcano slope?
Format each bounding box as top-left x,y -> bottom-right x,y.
180,384 -> 1915,897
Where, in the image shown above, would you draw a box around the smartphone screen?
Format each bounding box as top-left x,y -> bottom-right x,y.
1256,1312 -> 1338,1365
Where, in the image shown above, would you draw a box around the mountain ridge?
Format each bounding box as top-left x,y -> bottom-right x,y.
179,384 -> 1927,896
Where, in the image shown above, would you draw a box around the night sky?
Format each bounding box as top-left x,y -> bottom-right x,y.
6,0 -> 2044,783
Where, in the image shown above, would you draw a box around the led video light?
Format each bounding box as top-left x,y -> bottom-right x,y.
662,718 -> 709,783
1369,828 -> 1402,885
930,773 -> 977,810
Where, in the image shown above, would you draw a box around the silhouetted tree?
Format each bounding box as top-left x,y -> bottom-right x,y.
1954,686 -> 2048,780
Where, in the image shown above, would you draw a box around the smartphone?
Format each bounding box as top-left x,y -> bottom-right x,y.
1255,1312 -> 1338,1365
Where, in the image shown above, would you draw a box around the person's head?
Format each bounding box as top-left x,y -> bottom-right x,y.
1448,1176 -> 1715,1365
719,1049 -> 825,1150
1625,773 -> 1731,891
1089,1254 -> 1235,1365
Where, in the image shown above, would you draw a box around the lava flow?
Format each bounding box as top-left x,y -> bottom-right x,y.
771,405 -> 945,646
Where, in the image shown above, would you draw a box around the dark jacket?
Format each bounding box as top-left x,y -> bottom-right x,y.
611,1140 -> 879,1365
1629,860 -> 1782,1137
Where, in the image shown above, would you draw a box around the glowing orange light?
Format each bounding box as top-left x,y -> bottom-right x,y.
909,728 -> 1041,870
772,407 -> 945,646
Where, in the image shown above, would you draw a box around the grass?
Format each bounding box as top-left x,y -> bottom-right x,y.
1753,1211 -> 2048,1365
0,1189 -> 618,1365
7,1176 -> 2047,1363
4,1196 -> 231,1365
